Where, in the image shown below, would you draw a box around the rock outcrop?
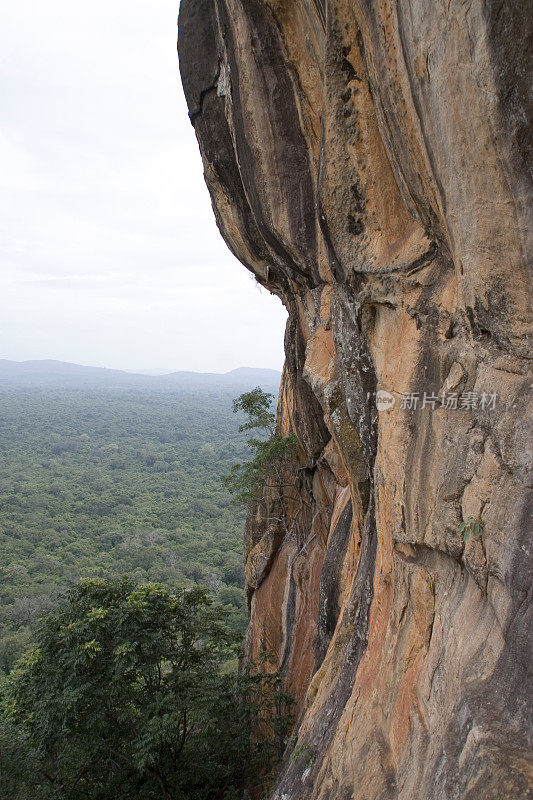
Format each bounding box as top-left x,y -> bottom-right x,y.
178,2 -> 532,797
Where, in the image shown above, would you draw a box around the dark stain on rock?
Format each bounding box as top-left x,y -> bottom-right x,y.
351,180 -> 366,215
314,499 -> 353,668
178,0 -> 292,295
311,0 -> 326,31
484,0 -> 533,194
341,57 -> 359,82
347,213 -> 365,236
405,240 -> 438,274
218,0 -> 321,288
285,302 -> 331,460
281,568 -> 298,673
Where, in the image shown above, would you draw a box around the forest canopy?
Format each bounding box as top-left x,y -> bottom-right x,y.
0,385 -> 276,671
0,577 -> 293,799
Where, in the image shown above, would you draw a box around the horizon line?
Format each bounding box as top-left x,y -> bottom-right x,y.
0,357 -> 283,377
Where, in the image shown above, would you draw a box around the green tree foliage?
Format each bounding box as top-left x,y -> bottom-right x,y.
0,388 -> 254,672
0,578 -> 293,800
222,388 -> 297,505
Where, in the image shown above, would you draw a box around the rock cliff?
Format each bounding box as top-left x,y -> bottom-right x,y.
178,2 -> 532,797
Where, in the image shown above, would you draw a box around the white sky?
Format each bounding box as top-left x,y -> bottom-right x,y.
0,0 -> 287,372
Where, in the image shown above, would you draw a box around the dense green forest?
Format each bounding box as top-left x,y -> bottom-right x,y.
0,385 -> 265,672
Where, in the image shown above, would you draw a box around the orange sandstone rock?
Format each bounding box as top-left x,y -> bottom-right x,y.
179,1 -> 532,796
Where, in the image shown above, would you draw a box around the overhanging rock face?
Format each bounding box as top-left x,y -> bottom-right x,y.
178,2 -> 533,797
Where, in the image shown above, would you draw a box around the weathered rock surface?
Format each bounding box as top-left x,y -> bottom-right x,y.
178,2 -> 532,797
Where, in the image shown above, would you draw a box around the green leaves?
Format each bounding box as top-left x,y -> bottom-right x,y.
232,388 -> 276,435
0,578 -> 292,799
458,516 -> 484,543
224,388 -> 298,505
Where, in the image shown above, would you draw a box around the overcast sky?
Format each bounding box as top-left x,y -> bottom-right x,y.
0,0 -> 286,372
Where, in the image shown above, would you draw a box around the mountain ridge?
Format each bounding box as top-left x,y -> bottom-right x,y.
0,359 -> 281,391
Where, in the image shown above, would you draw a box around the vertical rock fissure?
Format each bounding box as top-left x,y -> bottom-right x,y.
313,499 -> 353,668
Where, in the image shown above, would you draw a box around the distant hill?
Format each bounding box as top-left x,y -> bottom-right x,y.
0,360 -> 281,393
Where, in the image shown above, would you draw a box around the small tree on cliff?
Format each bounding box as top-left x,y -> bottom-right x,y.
223,388 -> 298,506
